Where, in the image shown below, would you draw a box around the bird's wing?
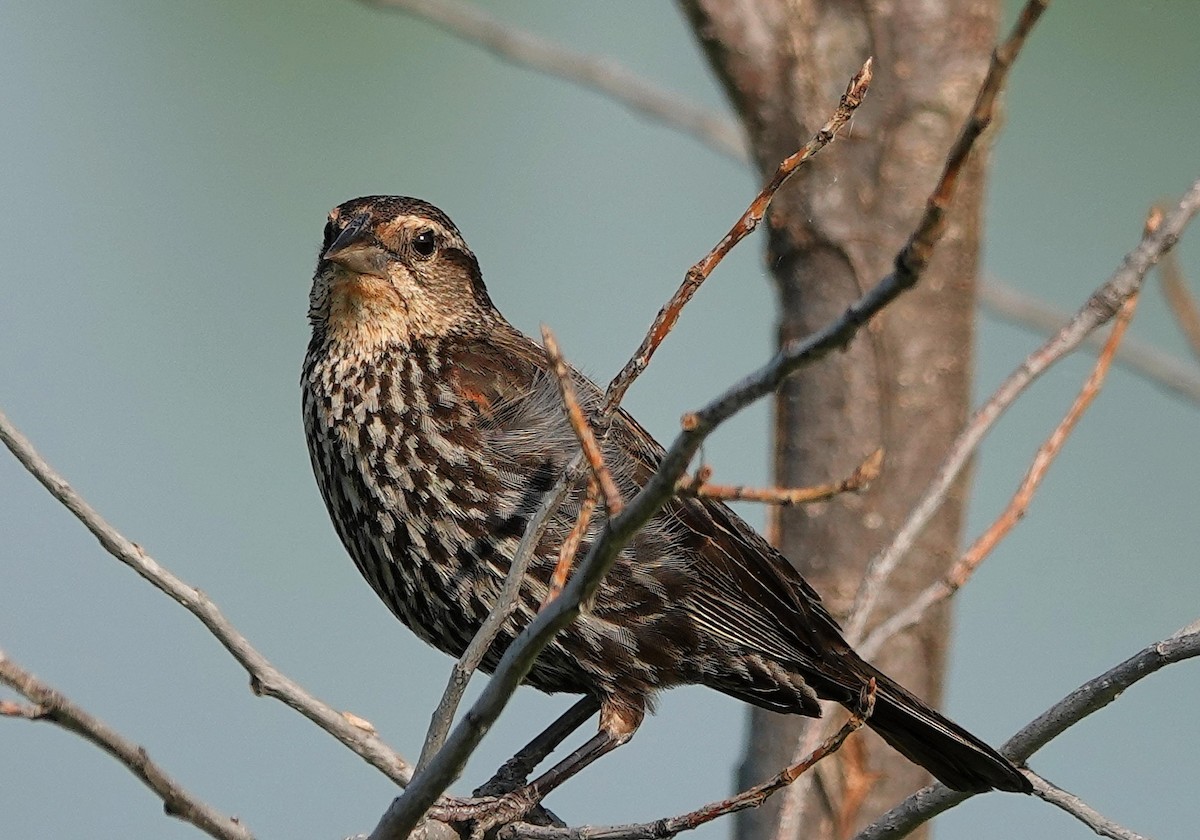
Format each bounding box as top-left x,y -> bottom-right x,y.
446,326 -> 866,698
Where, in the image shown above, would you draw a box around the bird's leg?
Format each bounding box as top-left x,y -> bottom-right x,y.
475,695 -> 601,797
429,698 -> 644,835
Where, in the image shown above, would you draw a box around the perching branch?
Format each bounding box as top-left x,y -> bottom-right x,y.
859,290 -> 1140,659
390,59 -> 875,834
0,408 -> 416,789
853,620 -> 1200,840
501,683 -> 876,840
0,648 -> 254,840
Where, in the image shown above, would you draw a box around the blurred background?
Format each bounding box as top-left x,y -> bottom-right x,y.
1,2 -> 1197,838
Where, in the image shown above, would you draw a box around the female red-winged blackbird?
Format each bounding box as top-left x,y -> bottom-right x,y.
301,196 -> 1030,816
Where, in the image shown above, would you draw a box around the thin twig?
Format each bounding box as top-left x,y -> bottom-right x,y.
602,57 -> 873,414
0,409 -> 416,788
0,648 -> 254,840
543,327 -> 625,513
1153,201 -> 1200,361
859,291 -> 1139,658
500,684 -> 875,840
361,0 -> 747,161
1027,771 -> 1149,840
979,280 -> 1200,405
853,620 -> 1200,840
543,477 -> 599,609
676,448 -> 882,506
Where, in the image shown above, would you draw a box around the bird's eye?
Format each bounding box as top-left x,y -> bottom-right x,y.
412,228 -> 437,258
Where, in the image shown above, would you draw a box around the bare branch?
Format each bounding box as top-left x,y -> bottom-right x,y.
602,57 -> 873,413
845,175 -> 1200,645
853,621 -> 1200,840
979,280 -> 1200,405
676,448 -> 882,506
1027,771 -> 1149,840
1154,201 -> 1200,361
0,408 -> 416,788
0,648 -> 253,840
501,684 -> 875,840
859,291 -> 1139,658
543,477 -> 599,609
360,0 -> 747,161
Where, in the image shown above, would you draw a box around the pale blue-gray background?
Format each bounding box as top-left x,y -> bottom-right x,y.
1,2 -> 1197,839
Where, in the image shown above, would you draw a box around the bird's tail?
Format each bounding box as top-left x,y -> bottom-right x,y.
856,662 -> 1030,794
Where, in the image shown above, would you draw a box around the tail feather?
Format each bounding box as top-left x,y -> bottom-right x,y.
861,665 -> 1030,794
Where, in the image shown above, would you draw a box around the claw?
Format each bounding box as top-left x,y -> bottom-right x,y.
428,790 -> 539,839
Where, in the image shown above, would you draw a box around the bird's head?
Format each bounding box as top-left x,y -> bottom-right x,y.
309,196 -> 495,348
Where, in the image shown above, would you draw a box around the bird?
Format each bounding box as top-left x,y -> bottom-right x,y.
301,195 -> 1031,824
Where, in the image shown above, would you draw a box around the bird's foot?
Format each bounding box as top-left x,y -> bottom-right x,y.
428,789 -> 547,840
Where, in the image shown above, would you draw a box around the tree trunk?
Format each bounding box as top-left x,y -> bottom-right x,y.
679,1 -> 999,837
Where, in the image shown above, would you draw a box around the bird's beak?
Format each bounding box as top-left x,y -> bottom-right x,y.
323,215 -> 388,278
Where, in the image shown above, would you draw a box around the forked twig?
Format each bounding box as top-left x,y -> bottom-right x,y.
0,648 -> 253,840
677,448 -> 882,506
859,291 -> 1139,658
979,280 -> 1200,405
602,57 -> 872,414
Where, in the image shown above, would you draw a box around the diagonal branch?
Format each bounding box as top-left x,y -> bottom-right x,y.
0,409 -> 416,788
845,177 -> 1200,644
978,280 -> 1200,405
361,0 -> 747,161
858,290 -> 1139,658
0,648 -> 254,840
853,620 -> 1200,840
